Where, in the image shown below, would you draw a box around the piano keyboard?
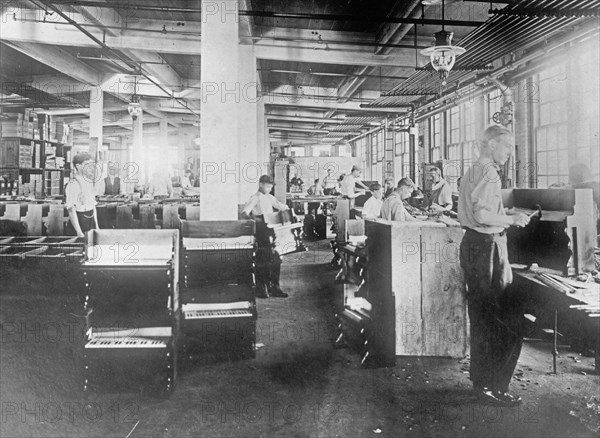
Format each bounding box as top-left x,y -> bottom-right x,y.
184,309 -> 253,320
85,337 -> 168,348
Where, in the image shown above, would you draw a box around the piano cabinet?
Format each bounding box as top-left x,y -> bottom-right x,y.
180,220 -> 258,361
364,220 -> 468,365
80,229 -> 181,396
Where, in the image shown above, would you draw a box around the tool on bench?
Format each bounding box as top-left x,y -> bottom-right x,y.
528,204 -> 542,219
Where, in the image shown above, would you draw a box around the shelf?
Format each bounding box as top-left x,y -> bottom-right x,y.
0,136 -> 68,146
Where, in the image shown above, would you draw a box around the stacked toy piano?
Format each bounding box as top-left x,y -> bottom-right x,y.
81,229 -> 180,396
180,220 -> 257,360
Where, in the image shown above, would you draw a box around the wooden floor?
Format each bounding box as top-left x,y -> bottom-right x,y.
0,238 -> 598,437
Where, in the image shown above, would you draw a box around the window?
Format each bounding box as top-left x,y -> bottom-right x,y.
337,144 -> 352,157
395,129 -> 410,178
312,145 -> 331,157
431,114 -> 441,162
290,147 -> 306,157
449,106 -> 460,144
371,132 -> 378,164
463,101 -> 476,142
377,130 -> 385,162
535,64 -> 569,188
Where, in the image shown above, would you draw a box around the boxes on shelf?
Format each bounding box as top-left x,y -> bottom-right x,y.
0,120 -> 23,138
18,144 -> 34,168
45,144 -> 57,169
34,143 -> 41,168
18,173 -> 43,197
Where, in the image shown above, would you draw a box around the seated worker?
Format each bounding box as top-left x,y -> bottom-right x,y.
361,183 -> 383,219
65,153 -> 100,237
181,169 -> 200,196
381,177 -> 422,222
339,166 -> 370,207
426,166 -> 453,209
242,175 -> 289,299
146,171 -> 173,200
307,178 -> 324,197
383,177 -> 395,199
307,178 -> 324,215
104,161 -> 121,195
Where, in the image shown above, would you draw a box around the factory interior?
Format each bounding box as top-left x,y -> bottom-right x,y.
0,1 -> 599,437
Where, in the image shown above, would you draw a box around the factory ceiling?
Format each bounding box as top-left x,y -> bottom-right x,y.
0,0 -> 598,145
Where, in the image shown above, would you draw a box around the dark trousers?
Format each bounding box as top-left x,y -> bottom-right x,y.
254,221 -> 281,289
67,211 -> 96,236
460,229 -> 524,392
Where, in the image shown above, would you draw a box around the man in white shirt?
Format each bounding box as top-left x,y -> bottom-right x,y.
65,153 -> 100,237
242,175 -> 289,299
339,166 -> 369,207
361,183 -> 383,219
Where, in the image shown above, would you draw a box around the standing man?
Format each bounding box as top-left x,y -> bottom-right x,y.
458,125 -> 530,406
426,166 -> 453,209
242,175 -> 289,299
65,153 -> 100,237
339,165 -> 369,207
381,177 -> 420,222
322,168 -> 338,195
146,171 -> 173,200
361,183 -> 383,219
103,161 -> 121,196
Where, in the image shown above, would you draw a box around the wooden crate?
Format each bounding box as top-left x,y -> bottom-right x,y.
365,219 -> 468,359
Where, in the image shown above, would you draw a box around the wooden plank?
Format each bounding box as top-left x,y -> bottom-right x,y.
2,204 -> 21,222
186,204 -> 200,221
346,219 -> 365,237
421,227 -> 468,357
162,205 -> 181,229
116,205 -> 136,229
333,199 -> 350,242
45,205 -> 66,236
23,204 -> 43,236
140,204 -> 156,229
181,220 -> 255,238
87,229 -> 178,247
390,223 -> 423,356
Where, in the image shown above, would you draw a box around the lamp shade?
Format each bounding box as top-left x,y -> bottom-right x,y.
420,30 -> 466,85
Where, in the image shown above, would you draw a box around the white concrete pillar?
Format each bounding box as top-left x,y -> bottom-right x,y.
238,45 -> 259,204
89,91 -> 103,160
178,127 -> 185,171
132,110 -> 144,187
199,0 -> 240,220
159,118 -> 169,173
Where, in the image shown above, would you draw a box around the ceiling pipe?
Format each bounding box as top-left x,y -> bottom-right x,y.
414,23 -> 600,122
240,10 -> 484,27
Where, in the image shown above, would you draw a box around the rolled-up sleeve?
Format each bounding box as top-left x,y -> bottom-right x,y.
243,195 -> 258,216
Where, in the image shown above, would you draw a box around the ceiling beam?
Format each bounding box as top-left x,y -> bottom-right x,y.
266,115 -> 345,124
0,11 -> 201,55
253,44 -> 424,68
